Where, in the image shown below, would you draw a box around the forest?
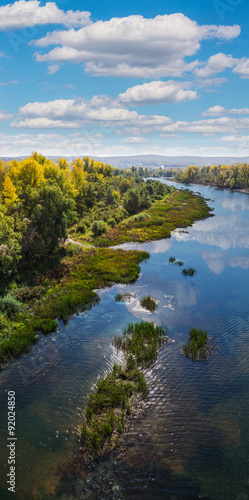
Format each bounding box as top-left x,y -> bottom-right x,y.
143,163 -> 249,190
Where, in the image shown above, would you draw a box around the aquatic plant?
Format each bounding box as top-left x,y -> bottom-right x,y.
140,295 -> 158,312
169,256 -> 184,266
183,328 -> 210,360
182,267 -> 196,276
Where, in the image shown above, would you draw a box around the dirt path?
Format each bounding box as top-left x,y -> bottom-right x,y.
65,237 -> 94,248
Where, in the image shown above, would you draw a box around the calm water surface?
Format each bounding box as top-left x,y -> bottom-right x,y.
1,180 -> 249,499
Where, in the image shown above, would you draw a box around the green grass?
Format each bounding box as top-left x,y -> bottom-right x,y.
0,247 -> 149,367
113,321 -> 167,368
69,190 -> 212,247
183,328 -> 211,360
182,267 -> 196,276
140,295 -> 157,312
81,321 -> 167,458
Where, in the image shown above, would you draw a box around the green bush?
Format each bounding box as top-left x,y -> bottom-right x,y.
77,223 -> 86,234
36,318 -> 57,334
107,217 -> 116,228
0,294 -> 22,318
91,220 -> 108,236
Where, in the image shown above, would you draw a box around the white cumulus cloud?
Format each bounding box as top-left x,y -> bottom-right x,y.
31,13 -> 240,77
118,80 -> 198,106
203,106 -> 249,116
0,0 -> 91,30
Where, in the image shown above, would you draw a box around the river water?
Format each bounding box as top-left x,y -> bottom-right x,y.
1,180 -> 249,499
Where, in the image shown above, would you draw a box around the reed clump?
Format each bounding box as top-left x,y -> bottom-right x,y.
183,328 -> 211,360
140,295 -> 158,312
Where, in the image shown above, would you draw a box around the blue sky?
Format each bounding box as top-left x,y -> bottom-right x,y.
0,0 -> 249,157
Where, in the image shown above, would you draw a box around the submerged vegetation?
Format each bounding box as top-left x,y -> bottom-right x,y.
81,321 -> 167,458
169,256 -> 184,266
182,267 -> 196,276
183,328 -> 211,360
140,295 -> 158,312
115,292 -> 136,303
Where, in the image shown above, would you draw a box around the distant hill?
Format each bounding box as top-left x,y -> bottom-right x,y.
1,154 -> 249,169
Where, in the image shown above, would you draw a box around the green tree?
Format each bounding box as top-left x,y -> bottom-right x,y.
123,188 -> 140,215
30,185 -> 77,254
0,209 -> 21,292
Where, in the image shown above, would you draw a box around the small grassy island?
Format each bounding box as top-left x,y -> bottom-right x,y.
183,328 -> 211,360
140,295 -> 158,312
80,321 -> 167,460
182,267 -> 196,276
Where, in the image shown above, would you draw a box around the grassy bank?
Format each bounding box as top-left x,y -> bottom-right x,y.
86,189 -> 212,246
80,321 -> 168,460
0,246 -> 149,367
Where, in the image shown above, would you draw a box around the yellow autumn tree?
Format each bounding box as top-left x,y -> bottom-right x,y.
2,176 -> 19,210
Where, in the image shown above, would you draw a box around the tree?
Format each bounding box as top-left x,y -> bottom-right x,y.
2,176 -> 19,210
0,209 -> 21,292
123,188 -> 140,215
30,184 -> 77,255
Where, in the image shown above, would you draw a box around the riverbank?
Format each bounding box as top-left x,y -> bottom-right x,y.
0,247 -> 149,367
70,189 -> 212,247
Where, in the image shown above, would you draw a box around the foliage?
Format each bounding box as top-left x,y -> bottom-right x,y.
0,293 -> 22,317
113,321 -> 167,368
174,163 -> 249,190
183,328 -> 211,360
94,190 -> 212,247
0,247 -> 149,366
91,220 -> 108,236
140,295 -> 157,312
169,256 -> 184,266
182,267 -> 196,276
0,210 -> 21,292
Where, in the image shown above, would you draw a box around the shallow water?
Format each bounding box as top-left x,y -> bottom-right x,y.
1,180 -> 249,499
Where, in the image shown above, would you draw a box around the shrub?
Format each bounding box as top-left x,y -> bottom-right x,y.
91,220 -> 108,237
0,294 -> 22,318
36,318 -> 57,334
77,223 -> 86,234
107,217 -> 116,228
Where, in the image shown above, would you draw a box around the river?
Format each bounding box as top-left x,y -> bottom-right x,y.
1,180 -> 249,499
